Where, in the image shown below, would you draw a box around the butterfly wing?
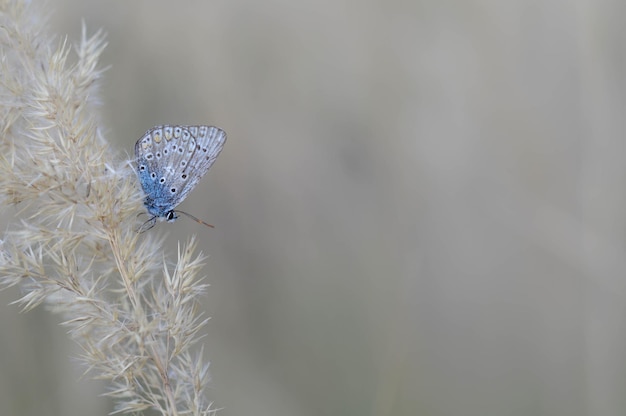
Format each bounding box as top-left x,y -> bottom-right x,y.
135,125 -> 226,218
182,125 -> 227,192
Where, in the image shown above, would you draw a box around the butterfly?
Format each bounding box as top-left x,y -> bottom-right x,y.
135,125 -> 226,231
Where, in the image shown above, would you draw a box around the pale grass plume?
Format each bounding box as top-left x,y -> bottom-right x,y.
0,1 -> 216,414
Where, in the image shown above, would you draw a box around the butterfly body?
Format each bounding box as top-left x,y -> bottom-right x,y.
135,125 -> 226,229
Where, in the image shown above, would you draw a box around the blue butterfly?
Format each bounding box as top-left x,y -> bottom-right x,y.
135,125 -> 226,231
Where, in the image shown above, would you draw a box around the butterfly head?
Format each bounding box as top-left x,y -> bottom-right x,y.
165,210 -> 178,223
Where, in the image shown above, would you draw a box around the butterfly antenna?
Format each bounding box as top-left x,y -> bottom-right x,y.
175,210 -> 215,228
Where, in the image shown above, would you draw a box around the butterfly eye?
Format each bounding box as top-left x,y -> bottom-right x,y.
146,153 -> 154,160
151,172 -> 156,179
170,187 -> 176,193
156,152 -> 161,158
139,165 -> 146,171
159,177 -> 165,184
163,149 -> 168,154
181,160 -> 186,167
181,174 -> 187,180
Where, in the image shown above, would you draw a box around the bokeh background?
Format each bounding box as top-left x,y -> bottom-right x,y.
1,1 -> 625,415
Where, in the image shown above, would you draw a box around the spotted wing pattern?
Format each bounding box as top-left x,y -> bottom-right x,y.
135,125 -> 226,219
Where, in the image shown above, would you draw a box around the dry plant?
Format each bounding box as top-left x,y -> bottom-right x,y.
0,1 -> 215,414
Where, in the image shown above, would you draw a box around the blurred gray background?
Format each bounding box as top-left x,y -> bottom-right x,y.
1,1 -> 625,415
